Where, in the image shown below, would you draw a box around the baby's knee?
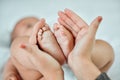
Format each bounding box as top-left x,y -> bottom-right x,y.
95,39 -> 114,71
96,39 -> 114,60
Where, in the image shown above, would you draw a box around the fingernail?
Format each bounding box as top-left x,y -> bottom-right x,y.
98,16 -> 102,22
58,11 -> 63,15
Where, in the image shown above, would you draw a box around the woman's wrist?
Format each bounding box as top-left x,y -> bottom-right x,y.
52,68 -> 64,80
82,58 -> 101,79
69,57 -> 101,80
44,67 -> 64,80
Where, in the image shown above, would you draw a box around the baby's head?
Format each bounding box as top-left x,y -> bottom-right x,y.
11,17 -> 39,42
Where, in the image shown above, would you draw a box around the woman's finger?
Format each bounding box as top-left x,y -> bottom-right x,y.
64,8 -> 88,28
58,17 -> 77,37
58,11 -> 80,33
89,16 -> 102,38
29,18 -> 45,45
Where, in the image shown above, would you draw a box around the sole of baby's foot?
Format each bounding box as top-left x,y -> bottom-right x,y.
53,23 -> 74,58
37,24 -> 66,65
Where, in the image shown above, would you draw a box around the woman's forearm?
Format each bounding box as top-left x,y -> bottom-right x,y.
39,67 -> 64,80
71,58 -> 101,80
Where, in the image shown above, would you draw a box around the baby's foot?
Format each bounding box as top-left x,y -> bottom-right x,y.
53,23 -> 74,58
37,24 -> 66,65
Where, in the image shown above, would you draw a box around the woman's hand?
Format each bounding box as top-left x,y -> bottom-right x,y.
20,43 -> 64,80
68,16 -> 102,80
4,43 -> 64,80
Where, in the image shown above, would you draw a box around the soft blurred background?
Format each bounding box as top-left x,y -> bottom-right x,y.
0,0 -> 120,80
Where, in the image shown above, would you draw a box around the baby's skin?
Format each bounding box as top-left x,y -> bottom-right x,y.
29,19 -> 66,65
53,23 -> 74,58
3,9 -> 114,80
3,19 -> 66,80
19,43 -> 64,80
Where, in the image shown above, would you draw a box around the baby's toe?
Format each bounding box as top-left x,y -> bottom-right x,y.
38,29 -> 43,41
42,24 -> 50,31
53,23 -> 60,31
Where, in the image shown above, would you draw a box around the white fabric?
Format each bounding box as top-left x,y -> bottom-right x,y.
0,0 -> 120,80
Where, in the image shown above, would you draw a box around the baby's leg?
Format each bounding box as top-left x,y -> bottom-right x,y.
3,58 -> 21,80
53,23 -> 74,58
37,24 -> 66,65
11,56 -> 43,80
91,40 -> 114,72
